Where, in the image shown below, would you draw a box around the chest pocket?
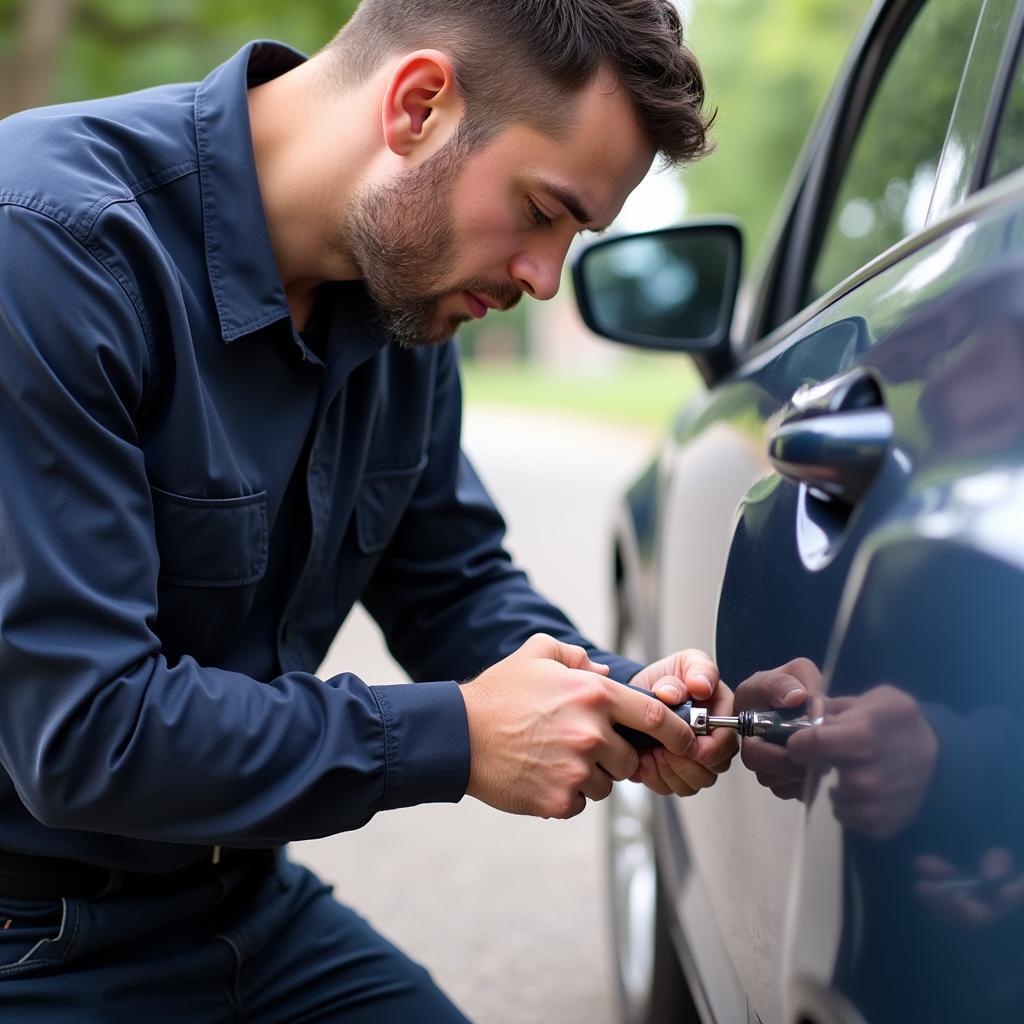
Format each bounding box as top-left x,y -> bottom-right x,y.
149,486 -> 268,662
354,458 -> 427,556
150,486 -> 268,584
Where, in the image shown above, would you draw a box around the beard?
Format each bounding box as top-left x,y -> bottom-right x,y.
341,137 -> 521,348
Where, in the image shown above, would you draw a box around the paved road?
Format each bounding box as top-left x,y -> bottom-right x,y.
290,406 -> 658,1024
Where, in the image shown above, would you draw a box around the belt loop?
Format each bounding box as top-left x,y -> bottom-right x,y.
211,846 -> 221,866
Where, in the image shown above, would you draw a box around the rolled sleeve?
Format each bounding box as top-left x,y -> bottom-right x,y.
370,681 -> 470,809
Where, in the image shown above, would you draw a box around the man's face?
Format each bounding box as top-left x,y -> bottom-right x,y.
342,72 -> 655,347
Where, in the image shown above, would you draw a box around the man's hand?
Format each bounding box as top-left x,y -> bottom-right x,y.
915,849 -> 1024,929
737,658 -> 822,800
629,649 -> 738,797
737,659 -> 939,840
461,634 -> 697,819
786,685 -> 938,841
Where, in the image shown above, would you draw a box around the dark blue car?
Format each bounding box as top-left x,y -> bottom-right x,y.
573,0 -> 1024,1022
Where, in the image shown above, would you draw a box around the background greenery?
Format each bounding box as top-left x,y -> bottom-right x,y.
0,0 -> 873,429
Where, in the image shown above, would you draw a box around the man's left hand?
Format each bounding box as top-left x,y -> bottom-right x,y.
628,650 -> 739,796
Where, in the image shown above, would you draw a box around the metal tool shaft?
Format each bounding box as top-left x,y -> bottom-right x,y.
705,709 -> 821,744
615,683 -> 822,749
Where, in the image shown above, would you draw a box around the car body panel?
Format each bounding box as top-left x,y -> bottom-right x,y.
653,194 -> 1024,1024
607,0 -> 1024,1018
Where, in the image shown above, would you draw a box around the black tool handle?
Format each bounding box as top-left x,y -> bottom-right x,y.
613,683 -> 694,750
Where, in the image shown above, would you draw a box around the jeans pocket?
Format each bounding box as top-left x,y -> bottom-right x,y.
0,897 -> 78,976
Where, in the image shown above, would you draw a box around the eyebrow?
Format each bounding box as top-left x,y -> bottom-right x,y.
538,180 -> 612,233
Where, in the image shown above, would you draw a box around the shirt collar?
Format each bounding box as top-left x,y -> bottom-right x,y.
194,40 -> 305,343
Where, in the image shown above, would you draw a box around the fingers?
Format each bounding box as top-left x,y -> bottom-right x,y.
914,850 -> 1024,928
786,718 -> 872,767
980,847 -> 1014,882
690,728 -> 738,773
691,681 -> 738,770
655,748 -> 717,796
579,769 -> 615,803
631,649 -> 720,704
675,649 -> 719,701
913,854 -> 957,880
636,751 -> 673,795
917,886 -> 994,928
597,735 -> 641,783
735,663 -> 815,714
606,679 -> 696,756
741,735 -> 806,795
523,633 -> 610,675
741,735 -> 797,777
552,793 -> 588,820
651,676 -> 685,705
634,745 -> 720,797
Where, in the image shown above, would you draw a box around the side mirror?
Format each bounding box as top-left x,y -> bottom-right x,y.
572,221 -> 743,353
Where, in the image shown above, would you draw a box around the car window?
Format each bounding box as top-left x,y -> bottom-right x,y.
807,0 -> 984,303
988,43 -> 1024,184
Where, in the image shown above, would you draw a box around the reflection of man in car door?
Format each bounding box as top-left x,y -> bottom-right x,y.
737,657 -> 1024,1020
731,283 -> 1024,1016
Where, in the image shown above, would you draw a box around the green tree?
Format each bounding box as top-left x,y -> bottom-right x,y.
810,0 -> 984,297
682,0 -> 872,263
0,0 -> 358,117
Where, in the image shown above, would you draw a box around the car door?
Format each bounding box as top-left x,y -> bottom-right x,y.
781,6 -> 1024,1021
651,1 -> 1007,1022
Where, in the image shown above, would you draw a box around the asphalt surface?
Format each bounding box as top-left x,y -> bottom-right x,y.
290,406 -> 657,1024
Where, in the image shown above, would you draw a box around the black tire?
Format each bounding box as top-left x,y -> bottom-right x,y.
609,573 -> 701,1023
606,787 -> 700,1024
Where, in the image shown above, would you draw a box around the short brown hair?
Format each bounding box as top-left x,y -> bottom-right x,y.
320,0 -> 714,167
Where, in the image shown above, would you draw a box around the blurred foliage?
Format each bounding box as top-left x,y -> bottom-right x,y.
682,0 -> 873,264
0,0 -> 901,428
0,0 -> 357,114
460,352 -> 700,432
810,0 -> 984,299
0,0 -> 875,262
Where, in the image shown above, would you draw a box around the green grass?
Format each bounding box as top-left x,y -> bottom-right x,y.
460,353 -> 702,432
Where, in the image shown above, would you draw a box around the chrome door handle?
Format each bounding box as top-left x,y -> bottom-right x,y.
768,408 -> 893,505
769,368 -> 892,505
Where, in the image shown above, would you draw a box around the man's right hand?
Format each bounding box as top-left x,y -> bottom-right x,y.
460,634 -> 697,819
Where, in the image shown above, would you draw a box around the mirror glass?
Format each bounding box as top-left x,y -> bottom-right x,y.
576,226 -> 739,351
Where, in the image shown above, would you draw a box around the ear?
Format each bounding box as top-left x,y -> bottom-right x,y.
381,50 -> 464,158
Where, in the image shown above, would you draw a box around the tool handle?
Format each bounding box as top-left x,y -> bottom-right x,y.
613,683 -> 696,750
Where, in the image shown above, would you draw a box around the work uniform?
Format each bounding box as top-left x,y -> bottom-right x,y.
0,41 -> 640,1021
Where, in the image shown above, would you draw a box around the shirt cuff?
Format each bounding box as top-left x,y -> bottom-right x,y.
370,681 -> 470,810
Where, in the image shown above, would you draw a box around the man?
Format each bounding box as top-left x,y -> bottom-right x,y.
0,1 -> 735,1019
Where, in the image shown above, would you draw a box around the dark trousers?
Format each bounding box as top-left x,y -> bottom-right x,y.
0,853 -> 471,1023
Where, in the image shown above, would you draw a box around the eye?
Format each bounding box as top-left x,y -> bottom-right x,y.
527,198 -> 554,229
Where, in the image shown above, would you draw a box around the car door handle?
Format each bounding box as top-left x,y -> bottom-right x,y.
768,370 -> 892,505
768,409 -> 893,504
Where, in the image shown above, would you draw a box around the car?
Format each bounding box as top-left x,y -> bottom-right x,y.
572,0 -> 1024,1022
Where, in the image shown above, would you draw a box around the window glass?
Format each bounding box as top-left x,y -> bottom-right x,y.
808,0 -> 983,302
988,47 -> 1024,184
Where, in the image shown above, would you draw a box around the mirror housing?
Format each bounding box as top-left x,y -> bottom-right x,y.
572,221 -> 743,355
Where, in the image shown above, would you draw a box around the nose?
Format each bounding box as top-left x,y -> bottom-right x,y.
509,245 -> 566,302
